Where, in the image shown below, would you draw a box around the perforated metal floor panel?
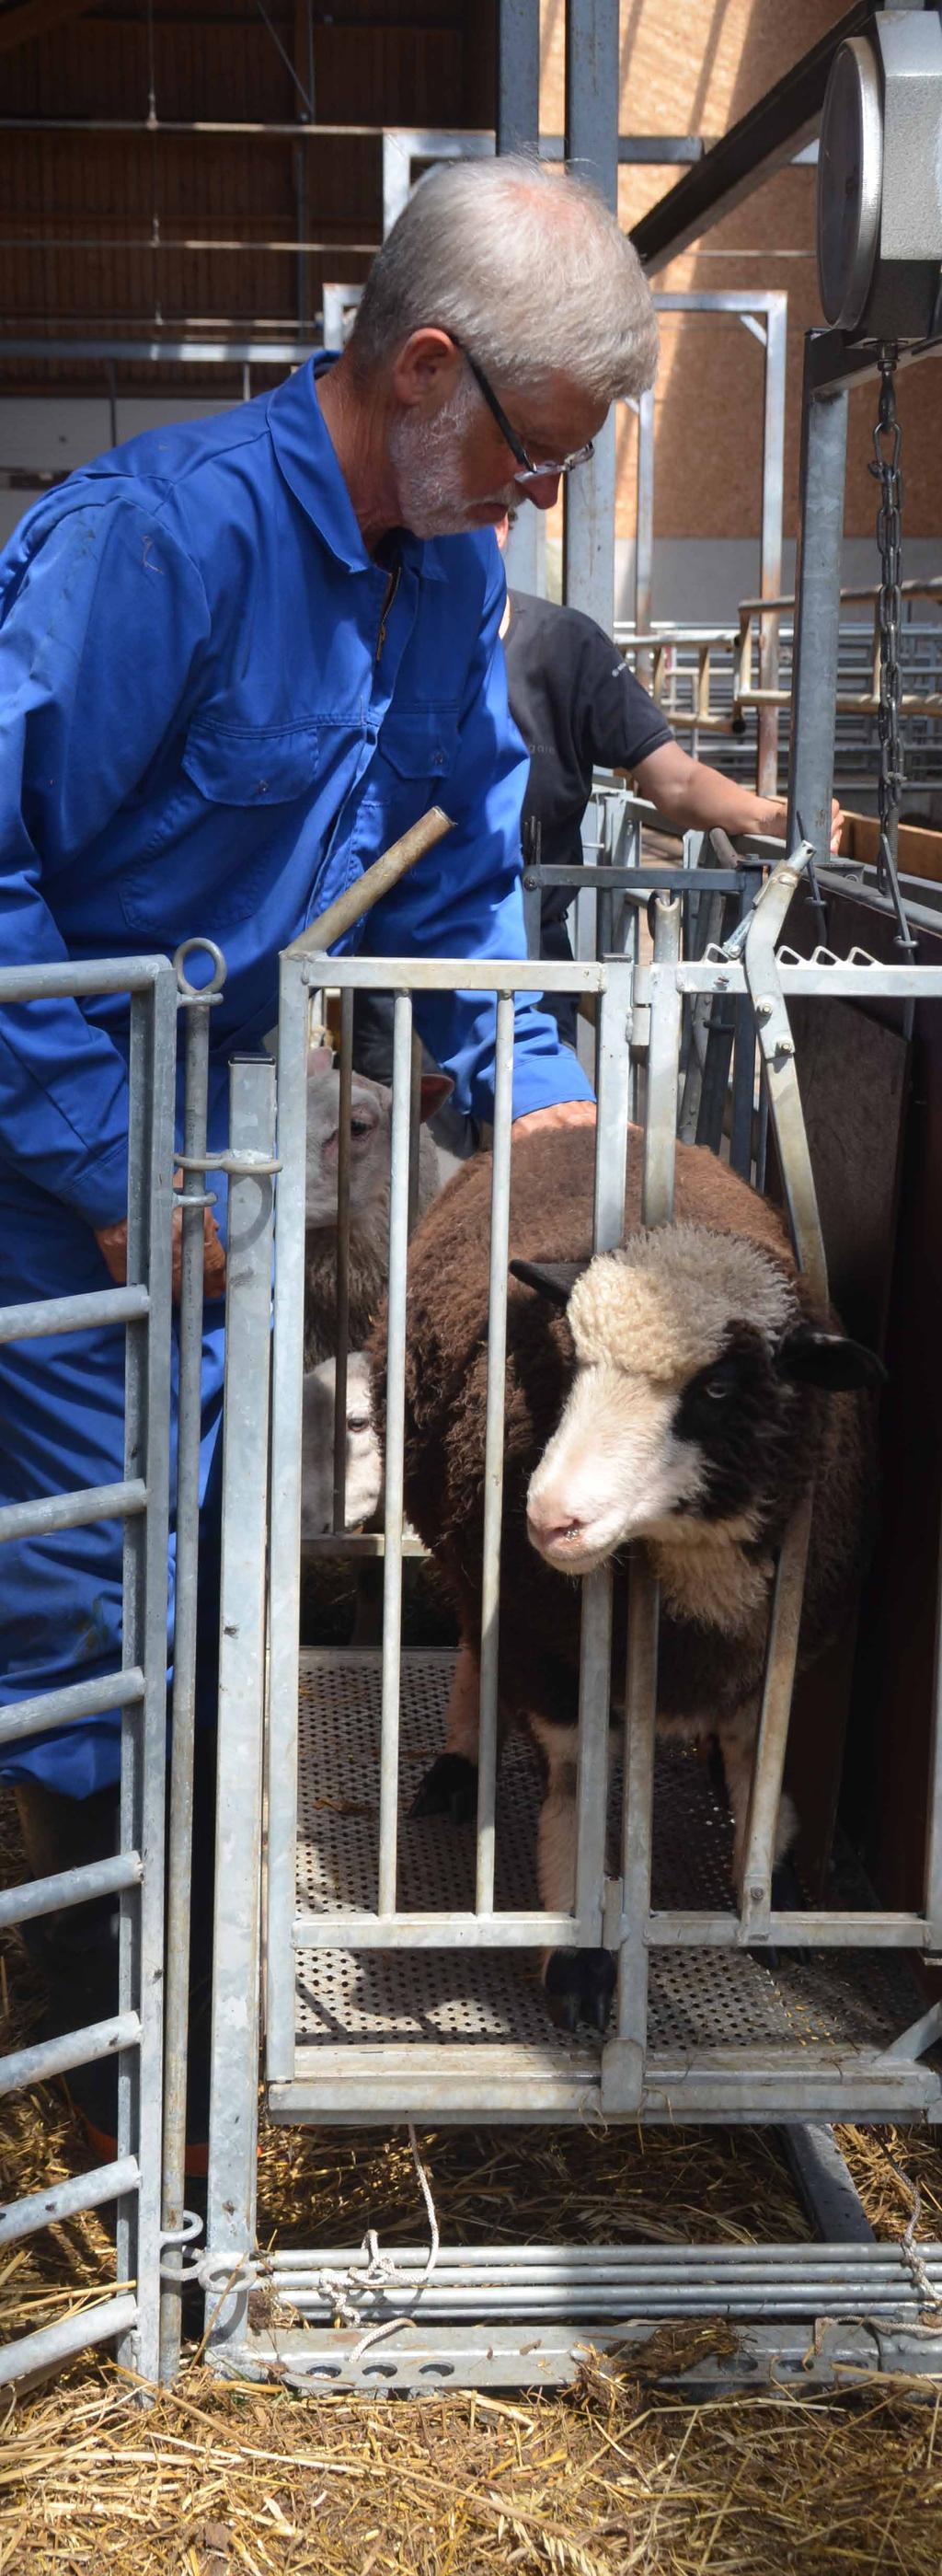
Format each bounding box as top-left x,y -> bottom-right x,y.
292,1651 -> 930,2102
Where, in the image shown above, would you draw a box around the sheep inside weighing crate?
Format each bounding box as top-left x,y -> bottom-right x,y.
371,1125 -> 884,2037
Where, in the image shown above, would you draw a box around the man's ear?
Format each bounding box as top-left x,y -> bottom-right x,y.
775,1324 -> 888,1392
390,328 -> 463,413
510,1256 -> 592,1309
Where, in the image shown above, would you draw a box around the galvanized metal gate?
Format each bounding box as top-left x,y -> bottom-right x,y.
0,954 -> 177,2392
195,851 -> 942,2393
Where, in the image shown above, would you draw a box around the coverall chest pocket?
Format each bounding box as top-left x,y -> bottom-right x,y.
119,722 -> 322,936
356,709 -> 460,846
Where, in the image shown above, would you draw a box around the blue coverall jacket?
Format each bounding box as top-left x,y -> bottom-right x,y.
0,356 -> 591,1796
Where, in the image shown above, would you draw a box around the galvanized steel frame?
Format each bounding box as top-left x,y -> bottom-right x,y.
0,953 -> 177,2393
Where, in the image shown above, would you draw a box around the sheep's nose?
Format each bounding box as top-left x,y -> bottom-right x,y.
526,1498 -> 586,1554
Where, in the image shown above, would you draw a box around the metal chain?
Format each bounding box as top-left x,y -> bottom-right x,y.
867,346 -> 916,953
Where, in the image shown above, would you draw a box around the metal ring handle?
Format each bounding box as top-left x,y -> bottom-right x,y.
173,937 -> 227,998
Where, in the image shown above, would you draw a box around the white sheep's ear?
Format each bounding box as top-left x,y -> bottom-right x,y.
419,1072 -> 454,1122
775,1325 -> 887,1392
307,1044 -> 334,1076
510,1256 -> 591,1309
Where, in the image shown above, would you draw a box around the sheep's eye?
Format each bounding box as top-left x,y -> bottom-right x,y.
350,1115 -> 373,1140
347,1412 -> 371,1434
700,1358 -> 740,1402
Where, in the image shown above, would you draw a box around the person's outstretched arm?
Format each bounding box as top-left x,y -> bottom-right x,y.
634,737 -> 844,853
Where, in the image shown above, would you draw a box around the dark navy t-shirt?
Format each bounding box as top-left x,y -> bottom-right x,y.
505,589 -> 674,922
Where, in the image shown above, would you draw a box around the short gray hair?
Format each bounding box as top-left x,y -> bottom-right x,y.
349,155 -> 658,407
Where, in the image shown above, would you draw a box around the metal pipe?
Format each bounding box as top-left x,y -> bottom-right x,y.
757,292 -> 787,797
1,2012 -> 142,2098
0,1477 -> 146,1547
0,2297 -> 140,2393
203,1055 -> 277,2368
0,1284 -> 149,1346
116,963 -> 177,2384
376,995 -> 412,1917
787,345 -> 849,871
159,965 -> 213,2384
0,1852 -> 141,1933
0,1666 -> 144,1746
331,989 -> 353,1532
285,807 -> 452,958
563,0 -> 618,629
475,991 -> 515,1916
265,957 -> 311,2084
0,2157 -> 140,2247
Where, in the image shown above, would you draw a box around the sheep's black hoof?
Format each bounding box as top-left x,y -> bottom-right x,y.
544,1947 -> 615,2036
410,1753 -> 478,1825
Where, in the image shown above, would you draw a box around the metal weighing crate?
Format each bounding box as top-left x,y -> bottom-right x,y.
197,861 -> 942,2393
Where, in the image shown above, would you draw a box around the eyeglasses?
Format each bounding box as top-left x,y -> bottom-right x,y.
453,338 -> 594,483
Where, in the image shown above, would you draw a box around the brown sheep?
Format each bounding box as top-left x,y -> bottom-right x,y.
372,1126 -> 881,2034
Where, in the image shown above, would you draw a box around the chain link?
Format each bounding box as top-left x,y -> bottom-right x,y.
867,345 -> 916,952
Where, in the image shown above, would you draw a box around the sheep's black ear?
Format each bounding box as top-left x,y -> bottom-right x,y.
775,1325 -> 887,1392
509,1256 -> 590,1308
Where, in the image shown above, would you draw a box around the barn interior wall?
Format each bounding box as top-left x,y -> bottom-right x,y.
0,0 -> 937,622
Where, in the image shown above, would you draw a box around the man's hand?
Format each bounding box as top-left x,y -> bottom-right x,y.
512,1099 -> 597,1141
754,794 -> 844,855
95,1181 -> 226,1303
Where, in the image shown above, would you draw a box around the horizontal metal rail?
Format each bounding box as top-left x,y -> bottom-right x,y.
0,2297 -> 139,2392
293,1911 -> 595,1951
0,957 -> 167,1001
0,1851 -> 143,1933
1,2011 -> 141,2098
0,1285 -> 150,1346
0,1476 -> 146,1546
0,2157 -> 140,2247
0,1666 -> 145,1746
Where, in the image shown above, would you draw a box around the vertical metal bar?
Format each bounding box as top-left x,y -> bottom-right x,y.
497,0 -> 539,153
739,1490 -> 814,1939
331,989 -> 352,1531
408,1024 -> 423,1241
571,966 -> 632,1933
729,874 -> 761,1182
159,986 -> 212,2382
923,1496 -> 942,1946
634,385 -> 655,681
563,0 -> 618,629
118,966 -> 177,2384
522,819 -> 543,959
787,341 -> 849,869
603,1549 -> 659,2111
475,993 -> 516,1914
643,898 -> 682,1224
266,961 -> 309,2082
376,993 -> 412,1917
757,292 -> 787,799
205,1057 -> 276,2357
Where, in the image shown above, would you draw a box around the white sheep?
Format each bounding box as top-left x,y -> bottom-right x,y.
304,1050 -> 453,1368
300,1351 -> 382,1542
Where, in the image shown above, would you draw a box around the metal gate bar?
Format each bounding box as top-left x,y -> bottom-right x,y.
0,953 -> 176,2393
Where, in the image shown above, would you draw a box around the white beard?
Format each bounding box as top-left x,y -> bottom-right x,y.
390,379 -> 518,537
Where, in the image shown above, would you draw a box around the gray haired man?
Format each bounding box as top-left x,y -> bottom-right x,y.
1,153 -> 658,2147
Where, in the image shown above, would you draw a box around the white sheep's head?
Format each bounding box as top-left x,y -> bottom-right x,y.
304,1047 -> 452,1229
300,1351 -> 382,1541
513,1225 -> 884,1577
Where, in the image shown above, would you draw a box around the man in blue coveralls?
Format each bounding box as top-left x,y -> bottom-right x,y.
0,154 -> 659,2142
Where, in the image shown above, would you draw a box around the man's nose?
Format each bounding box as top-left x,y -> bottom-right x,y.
523,471 -> 562,510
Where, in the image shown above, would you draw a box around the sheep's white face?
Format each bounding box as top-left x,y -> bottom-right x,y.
526,1359 -> 710,1572
524,1230 -> 798,1576
300,1353 -> 382,1539
304,1056 -> 392,1229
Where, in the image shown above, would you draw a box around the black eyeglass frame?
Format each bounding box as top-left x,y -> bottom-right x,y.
451,338 -> 595,483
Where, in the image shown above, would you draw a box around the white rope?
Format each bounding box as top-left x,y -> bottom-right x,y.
882,2146 -> 942,2321
316,2122 -> 441,2364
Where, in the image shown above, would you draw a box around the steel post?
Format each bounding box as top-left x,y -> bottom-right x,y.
757,293 -> 787,797
787,342 -> 849,868
563,0 -> 618,630
205,1057 -> 276,2357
